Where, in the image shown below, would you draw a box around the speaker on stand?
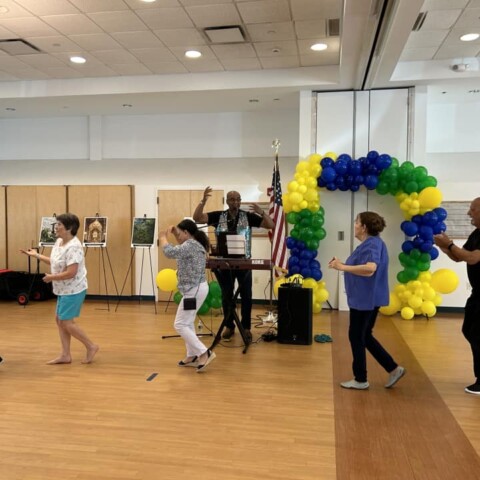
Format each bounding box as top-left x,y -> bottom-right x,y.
277,285 -> 313,345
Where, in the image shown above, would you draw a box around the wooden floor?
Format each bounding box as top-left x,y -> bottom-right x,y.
1,300 -> 480,480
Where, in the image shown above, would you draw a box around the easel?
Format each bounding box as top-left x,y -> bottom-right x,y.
115,215 -> 157,313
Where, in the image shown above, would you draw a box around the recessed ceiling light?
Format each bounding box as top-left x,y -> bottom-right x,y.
70,56 -> 86,64
311,43 -> 328,51
460,33 -> 479,42
140,0 -> 157,3
271,47 -> 280,53
185,50 -> 201,58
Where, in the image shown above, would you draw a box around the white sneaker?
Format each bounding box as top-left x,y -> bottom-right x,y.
340,379 -> 369,390
385,366 -> 405,388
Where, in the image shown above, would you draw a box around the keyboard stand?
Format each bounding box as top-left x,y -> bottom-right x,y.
209,271 -> 251,354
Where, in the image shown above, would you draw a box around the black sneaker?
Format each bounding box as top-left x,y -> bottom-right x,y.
222,327 -> 234,341
465,383 -> 480,395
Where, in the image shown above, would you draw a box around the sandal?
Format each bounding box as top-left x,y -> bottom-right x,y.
178,356 -> 198,367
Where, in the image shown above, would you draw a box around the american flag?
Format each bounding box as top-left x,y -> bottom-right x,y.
268,159 -> 287,275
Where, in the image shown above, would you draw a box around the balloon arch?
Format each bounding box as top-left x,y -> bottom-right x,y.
276,151 -> 459,320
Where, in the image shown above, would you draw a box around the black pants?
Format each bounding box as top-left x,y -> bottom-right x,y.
463,294 -> 480,381
349,307 -> 397,383
213,269 -> 253,330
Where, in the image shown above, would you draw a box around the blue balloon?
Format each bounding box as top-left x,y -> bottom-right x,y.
429,246 -> 439,260
411,215 -> 423,225
299,259 -> 309,268
422,211 -> 438,226
286,237 -> 297,249
337,153 -> 352,162
320,157 -> 334,168
300,267 -> 312,278
300,249 -> 311,259
402,240 -> 414,253
419,225 -> 434,240
317,177 -> 327,188
367,150 -> 379,160
350,184 -> 360,192
310,259 -> 320,269
288,256 -> 299,267
311,269 -> 322,281
434,207 -> 447,222
364,175 -> 379,190
420,241 -> 433,252
402,221 -> 418,237
433,222 -> 446,234
297,241 -> 306,250
321,166 -> 337,182
326,182 -> 337,191
349,160 -> 362,176
334,160 -> 348,175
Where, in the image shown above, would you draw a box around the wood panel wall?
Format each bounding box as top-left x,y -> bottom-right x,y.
157,189 -> 223,301
68,185 -> 134,296
0,187 -> 6,270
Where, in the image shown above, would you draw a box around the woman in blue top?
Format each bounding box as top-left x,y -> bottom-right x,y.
160,219 -> 216,372
329,212 -> 405,390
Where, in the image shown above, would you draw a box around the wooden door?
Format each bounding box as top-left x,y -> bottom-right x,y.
6,186 -> 67,271
68,185 -> 133,296
157,189 -> 223,301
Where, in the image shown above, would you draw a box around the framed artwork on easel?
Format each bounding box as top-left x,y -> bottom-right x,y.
38,216 -> 57,246
83,216 -> 108,247
131,217 -> 156,247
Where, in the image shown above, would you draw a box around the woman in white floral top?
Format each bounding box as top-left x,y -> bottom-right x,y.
21,213 -> 99,365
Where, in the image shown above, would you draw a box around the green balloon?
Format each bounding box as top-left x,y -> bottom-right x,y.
198,299 -> 210,315
376,181 -> 390,195
417,261 -> 430,272
397,271 -> 408,284
210,296 -> 222,309
286,212 -> 298,225
173,291 -> 183,305
306,239 -> 319,250
410,249 -> 421,260
299,208 -> 312,219
404,180 -> 419,194
208,281 -> 222,297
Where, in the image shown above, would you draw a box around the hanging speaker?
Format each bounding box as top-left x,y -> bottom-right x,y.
277,285 -> 312,345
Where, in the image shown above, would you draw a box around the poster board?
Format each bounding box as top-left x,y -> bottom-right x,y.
131,217 -> 156,247
443,201 -> 472,239
83,216 -> 108,247
38,216 -> 57,246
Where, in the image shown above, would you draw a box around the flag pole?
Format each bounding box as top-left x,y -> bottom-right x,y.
267,139 -> 280,322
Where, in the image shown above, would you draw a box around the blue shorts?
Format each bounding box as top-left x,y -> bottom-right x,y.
56,290 -> 87,320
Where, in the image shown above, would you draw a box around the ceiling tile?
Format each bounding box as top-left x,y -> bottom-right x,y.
109,63 -> 153,75
69,0 -> 130,13
0,25 -> 17,39
0,17 -> 60,37
421,9 -> 462,30
237,0 -> 291,24
291,0 -> 341,21
421,0 -> 469,9
13,0 -> 79,16
454,7 -> 480,29
130,46 -> 177,62
91,49 -> 140,64
69,64 -> 118,77
87,11 -> 149,33
186,4 -> 242,28
41,14 -> 104,35
259,55 -> 299,69
142,60 -> 187,74
68,33 -> 123,51
434,44 -> 480,59
0,71 -> 20,80
112,31 -> 165,49
40,66 -> 83,78
220,57 -> 262,70
442,28 -> 480,47
24,35 -> 82,53
245,22 -> 295,42
405,30 -> 449,48
182,57 -> 224,72
400,47 -> 438,61
300,51 -> 339,66
0,0 -> 34,18
0,53 -> 31,67
253,40 -> 298,57
135,8 -> 194,29
125,0 -> 181,8
2,64 -> 50,78
211,43 -> 256,59
179,0 -> 232,5
154,28 -> 206,47
294,20 -> 327,39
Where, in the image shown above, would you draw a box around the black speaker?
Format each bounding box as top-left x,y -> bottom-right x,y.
277,286 -> 313,345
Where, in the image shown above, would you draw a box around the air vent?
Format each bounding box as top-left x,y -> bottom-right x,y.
0,38 -> 42,55
412,11 -> 427,31
204,25 -> 246,44
327,18 -> 340,37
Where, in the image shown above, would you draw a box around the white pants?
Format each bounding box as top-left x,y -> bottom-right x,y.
174,282 -> 209,358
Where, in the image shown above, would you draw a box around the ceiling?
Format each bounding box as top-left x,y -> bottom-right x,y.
0,0 -> 479,117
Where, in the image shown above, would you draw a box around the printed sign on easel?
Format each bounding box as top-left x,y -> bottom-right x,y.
131,217 -> 156,247
38,216 -> 57,246
83,217 -> 108,247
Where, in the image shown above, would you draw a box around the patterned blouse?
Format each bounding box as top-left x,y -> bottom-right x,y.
162,239 -> 207,294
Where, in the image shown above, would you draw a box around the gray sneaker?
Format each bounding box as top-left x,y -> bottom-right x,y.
340,379 -> 369,390
385,366 -> 406,388
222,327 -> 234,341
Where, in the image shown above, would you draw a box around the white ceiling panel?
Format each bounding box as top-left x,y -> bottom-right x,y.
180,57 -> 224,72
253,40 -> 298,57
25,35 -> 83,53
400,47 -> 438,61
259,55 -> 299,68
0,0 -> 34,18
91,49 -> 140,64
220,57 -> 262,70
237,0 -> 291,24
246,22 -> 295,41
112,31 -> 165,49
142,60 -> 187,74
211,43 -> 257,58
41,14 -> 104,35
154,28 -> 206,46
453,8 -> 480,29
169,44 -> 216,60
298,37 -> 339,55
0,25 -> 18,39
421,9 -> 462,30
294,20 -> 327,39
290,0 -> 341,21
16,53 -> 67,68
135,8 -> 194,29
130,46 -> 178,62
14,0 -> 79,16
0,17 -> 60,37
69,0 -> 130,13
185,4 -> 242,28
405,30 -> 450,48
125,0 -> 181,8
300,51 -> 338,66
87,11 -> 149,33
41,66 -> 83,78
110,63 -> 152,75
434,44 -> 480,60
68,33 -> 123,51
421,0 -> 469,10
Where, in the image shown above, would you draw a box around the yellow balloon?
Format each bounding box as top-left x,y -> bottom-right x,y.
418,187 -> 442,210
421,300 -> 436,317
316,288 -> 329,303
156,268 -> 177,292
274,277 -> 287,297
312,302 -> 322,314
323,151 -> 337,160
430,269 -> 459,294
379,293 -> 402,315
401,307 -> 415,320
408,295 -> 423,309
296,161 -> 309,172
433,293 -> 442,306
302,278 -> 318,290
